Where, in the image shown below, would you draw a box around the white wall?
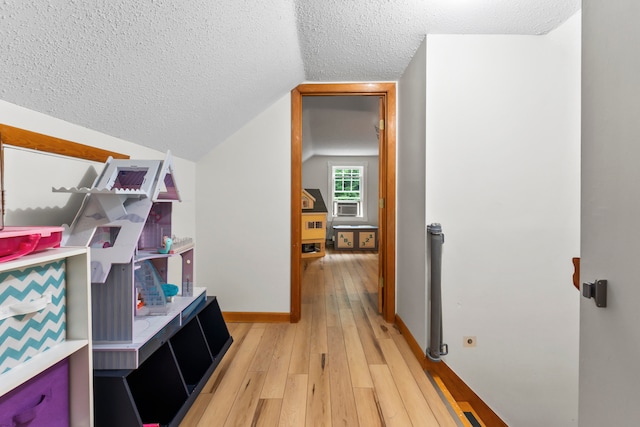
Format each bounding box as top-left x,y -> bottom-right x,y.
302,155 -> 379,235
195,93 -> 291,313
397,37 -> 428,350
580,2 -> 640,425
424,13 -> 581,427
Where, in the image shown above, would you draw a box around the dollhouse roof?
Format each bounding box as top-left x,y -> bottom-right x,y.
55,151 -> 181,283
54,151 -> 181,201
303,189 -> 327,214
302,189 -> 316,210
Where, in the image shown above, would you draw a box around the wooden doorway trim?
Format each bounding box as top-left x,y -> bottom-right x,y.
290,82 -> 396,323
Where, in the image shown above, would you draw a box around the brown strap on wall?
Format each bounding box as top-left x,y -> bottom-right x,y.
572,257 -> 580,290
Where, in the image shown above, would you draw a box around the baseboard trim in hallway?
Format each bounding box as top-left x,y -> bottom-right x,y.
395,314 -> 507,427
222,312 -> 290,323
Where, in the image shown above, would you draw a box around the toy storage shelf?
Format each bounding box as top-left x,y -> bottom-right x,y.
0,247 -> 93,426
93,296 -> 232,427
333,225 -> 379,251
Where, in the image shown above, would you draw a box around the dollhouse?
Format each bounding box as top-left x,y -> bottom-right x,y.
54,152 -> 196,349
302,188 -> 327,258
54,152 -> 232,426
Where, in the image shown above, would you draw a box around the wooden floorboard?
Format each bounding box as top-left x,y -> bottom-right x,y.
183,249 -> 458,426
261,324 -> 297,399
306,353 -> 331,426
224,371 -> 267,427
289,303 -> 312,375
327,325 -> 360,426
279,374 -> 308,426
369,364 -> 413,426
252,399 -> 283,427
353,387 -> 385,427
196,327 -> 265,427
379,338 -> 439,426
340,308 -> 374,388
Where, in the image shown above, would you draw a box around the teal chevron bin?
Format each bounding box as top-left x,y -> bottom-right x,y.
0,260 -> 66,374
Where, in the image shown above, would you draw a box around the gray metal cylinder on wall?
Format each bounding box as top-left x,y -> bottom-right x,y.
427,223 -> 448,362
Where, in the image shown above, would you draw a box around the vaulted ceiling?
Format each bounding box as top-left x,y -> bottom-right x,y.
0,1 -> 580,161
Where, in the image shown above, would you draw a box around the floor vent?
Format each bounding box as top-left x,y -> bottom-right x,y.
459,402 -> 486,427
427,371 -> 488,427
464,411 -> 482,427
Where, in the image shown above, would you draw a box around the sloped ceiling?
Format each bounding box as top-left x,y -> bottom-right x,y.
0,1 -> 580,161
302,96 -> 380,161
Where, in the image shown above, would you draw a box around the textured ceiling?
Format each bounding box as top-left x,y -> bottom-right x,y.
0,1 -> 580,160
297,0 -> 581,81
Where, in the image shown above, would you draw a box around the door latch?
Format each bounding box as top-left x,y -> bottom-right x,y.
582,279 -> 607,308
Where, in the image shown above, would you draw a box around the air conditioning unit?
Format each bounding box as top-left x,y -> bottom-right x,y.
336,201 -> 358,217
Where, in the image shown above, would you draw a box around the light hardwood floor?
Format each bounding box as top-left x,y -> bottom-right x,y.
181,249 -> 459,426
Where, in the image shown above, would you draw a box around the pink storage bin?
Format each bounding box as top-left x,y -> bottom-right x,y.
0,226 -> 63,263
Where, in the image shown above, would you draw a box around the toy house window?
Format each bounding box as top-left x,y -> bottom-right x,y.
98,160 -> 160,198
113,168 -> 147,190
90,226 -> 121,249
330,165 -> 365,218
156,173 -> 180,200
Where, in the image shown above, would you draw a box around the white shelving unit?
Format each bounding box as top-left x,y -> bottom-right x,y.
0,247 -> 93,426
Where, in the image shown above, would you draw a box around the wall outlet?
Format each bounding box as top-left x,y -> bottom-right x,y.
463,336 -> 477,347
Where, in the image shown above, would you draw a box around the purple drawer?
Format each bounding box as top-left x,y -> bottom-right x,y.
0,359 -> 69,427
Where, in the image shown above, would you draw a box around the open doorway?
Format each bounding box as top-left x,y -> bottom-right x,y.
291,83 -> 396,323
301,95 -> 380,311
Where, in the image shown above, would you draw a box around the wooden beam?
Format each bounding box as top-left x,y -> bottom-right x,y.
0,124 -> 129,162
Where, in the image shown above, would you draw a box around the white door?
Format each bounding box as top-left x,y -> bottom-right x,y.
580,1 -> 640,425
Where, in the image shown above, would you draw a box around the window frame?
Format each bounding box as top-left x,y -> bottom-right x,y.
328,161 -> 368,221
